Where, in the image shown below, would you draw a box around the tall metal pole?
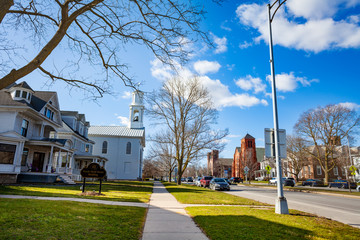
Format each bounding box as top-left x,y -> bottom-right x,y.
267,1 -> 289,214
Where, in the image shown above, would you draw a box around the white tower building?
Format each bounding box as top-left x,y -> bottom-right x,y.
129,90 -> 144,129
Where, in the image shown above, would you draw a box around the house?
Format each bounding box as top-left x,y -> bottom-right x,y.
52,111 -> 107,181
207,150 -> 232,178
0,81 -> 103,183
88,90 -> 145,180
232,134 -> 260,179
0,82 -> 71,183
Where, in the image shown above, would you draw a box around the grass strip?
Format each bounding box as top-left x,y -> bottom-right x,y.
0,181 -> 153,202
0,198 -> 146,240
186,206 -> 360,240
163,182 -> 268,205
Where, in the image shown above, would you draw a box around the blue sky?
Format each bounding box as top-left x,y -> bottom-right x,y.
17,0 -> 360,162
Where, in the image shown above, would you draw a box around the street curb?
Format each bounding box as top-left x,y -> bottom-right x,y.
237,184 -> 360,200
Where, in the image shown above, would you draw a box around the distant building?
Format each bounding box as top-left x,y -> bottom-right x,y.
232,134 -> 260,179
88,91 -> 145,180
207,150 -> 232,178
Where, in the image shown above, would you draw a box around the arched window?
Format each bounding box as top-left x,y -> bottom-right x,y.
133,110 -> 139,122
102,141 -> 108,154
126,142 -> 131,154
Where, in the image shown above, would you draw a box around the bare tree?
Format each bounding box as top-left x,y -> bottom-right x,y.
147,76 -> 228,185
142,158 -> 160,179
285,135 -> 309,181
0,1 -> 220,96
241,149 -> 259,183
148,134 -> 177,182
294,104 -> 360,185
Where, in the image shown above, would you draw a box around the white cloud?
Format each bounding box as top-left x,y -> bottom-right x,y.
235,75 -> 266,94
117,116 -> 129,126
226,64 -> 235,71
221,21 -> 232,32
150,59 -> 268,109
212,34 -> 228,54
198,76 -> 268,109
193,60 -> 221,75
266,72 -> 318,92
338,102 -> 360,110
236,1 -> 360,52
239,41 -> 253,49
122,91 -> 132,99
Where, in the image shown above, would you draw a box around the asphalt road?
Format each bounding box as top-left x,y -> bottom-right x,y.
227,185 -> 360,228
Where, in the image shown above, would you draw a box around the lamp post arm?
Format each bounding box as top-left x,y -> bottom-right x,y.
270,0 -> 288,23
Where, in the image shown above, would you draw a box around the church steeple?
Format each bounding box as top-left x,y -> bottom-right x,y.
129,90 -> 144,129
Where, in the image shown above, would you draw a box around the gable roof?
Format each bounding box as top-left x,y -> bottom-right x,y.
0,89 -> 56,112
88,126 -> 145,138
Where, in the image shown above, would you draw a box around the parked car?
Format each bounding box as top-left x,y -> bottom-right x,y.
357,185 -> 360,192
283,178 -> 295,187
229,177 -> 243,184
210,178 -> 230,191
255,176 -> 265,181
200,176 -> 213,188
269,177 -> 278,184
302,179 -> 323,187
195,177 -> 202,187
285,177 -> 296,186
328,180 -> 357,189
181,178 -> 186,182
186,177 -> 193,182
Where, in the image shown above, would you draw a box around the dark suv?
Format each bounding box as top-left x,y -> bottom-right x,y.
229,177 -> 243,184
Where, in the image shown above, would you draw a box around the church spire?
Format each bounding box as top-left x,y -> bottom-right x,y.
129,90 -> 144,129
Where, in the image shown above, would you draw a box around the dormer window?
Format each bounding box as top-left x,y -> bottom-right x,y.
21,91 -> 27,98
44,107 -> 54,120
15,90 -> 20,97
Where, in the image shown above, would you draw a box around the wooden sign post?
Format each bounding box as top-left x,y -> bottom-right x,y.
80,163 -> 107,194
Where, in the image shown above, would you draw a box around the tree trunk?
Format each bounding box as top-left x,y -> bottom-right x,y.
177,170 -> 182,185
168,169 -> 172,182
0,0 -> 13,24
324,170 -> 329,186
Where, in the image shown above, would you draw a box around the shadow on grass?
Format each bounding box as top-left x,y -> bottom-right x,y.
193,214 -> 311,240
0,181 -> 153,202
163,182 -> 213,194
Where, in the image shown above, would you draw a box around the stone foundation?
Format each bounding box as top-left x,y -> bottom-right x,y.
0,173 -> 17,184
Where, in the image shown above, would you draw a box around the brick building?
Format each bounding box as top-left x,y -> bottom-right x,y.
207,150 -> 232,178
232,134 -> 260,179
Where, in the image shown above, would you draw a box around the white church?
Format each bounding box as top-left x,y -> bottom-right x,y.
88,91 -> 145,180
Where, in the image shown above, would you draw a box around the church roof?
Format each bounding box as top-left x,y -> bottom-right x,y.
88,126 -> 144,138
244,134 -> 255,139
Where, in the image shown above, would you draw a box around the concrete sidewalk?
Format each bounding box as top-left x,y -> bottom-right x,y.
142,181 -> 208,240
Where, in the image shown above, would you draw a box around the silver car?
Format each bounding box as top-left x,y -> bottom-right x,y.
209,178 -> 230,191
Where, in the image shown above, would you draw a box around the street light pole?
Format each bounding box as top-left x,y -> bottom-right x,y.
267,0 -> 289,214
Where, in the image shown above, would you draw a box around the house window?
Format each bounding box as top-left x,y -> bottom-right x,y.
27,93 -> 31,100
0,143 -> 16,164
15,90 -> 20,97
85,144 -> 90,153
316,165 -> 322,175
102,141 -> 108,154
126,142 -> 131,154
21,148 -> 29,166
21,119 -> 29,137
333,166 -> 338,176
21,91 -> 27,98
341,167 -> 346,176
247,141 -> 252,148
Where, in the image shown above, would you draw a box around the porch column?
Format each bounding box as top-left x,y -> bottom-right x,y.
47,146 -> 54,173
13,141 -> 25,173
65,151 -> 69,174
56,149 -> 62,173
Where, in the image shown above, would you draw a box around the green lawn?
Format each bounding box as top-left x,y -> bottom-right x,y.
0,181 -> 153,202
186,206 -> 360,240
163,182 -> 267,205
0,198 -> 146,240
